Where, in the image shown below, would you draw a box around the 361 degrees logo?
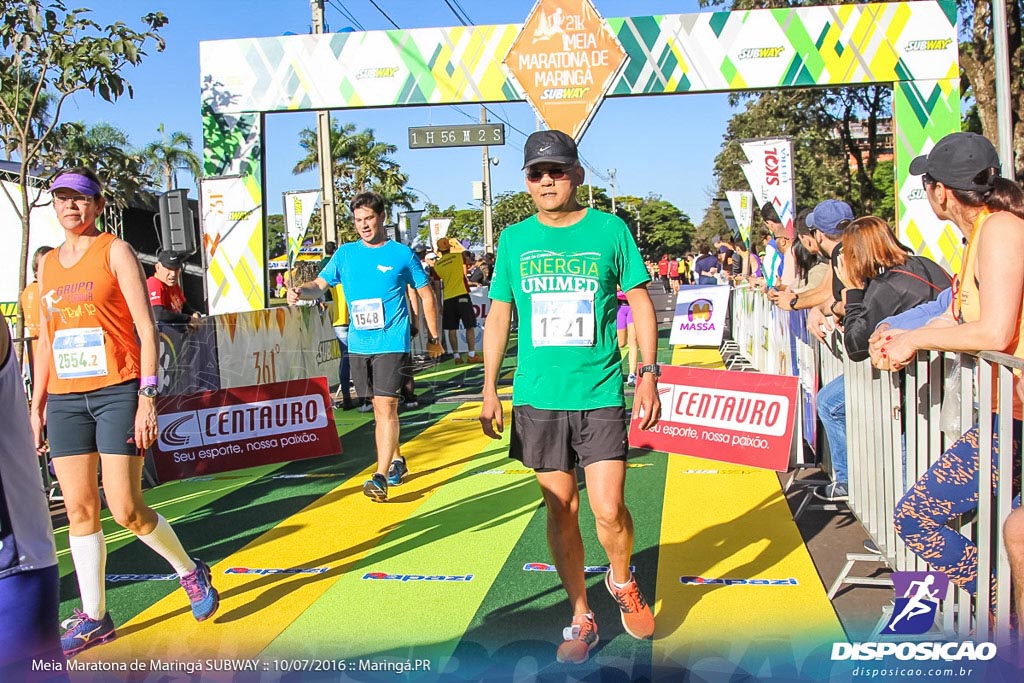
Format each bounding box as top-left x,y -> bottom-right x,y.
883,571 -> 949,635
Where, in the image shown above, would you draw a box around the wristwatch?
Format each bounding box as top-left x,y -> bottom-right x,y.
428,336 -> 440,345
138,385 -> 159,399
638,363 -> 662,378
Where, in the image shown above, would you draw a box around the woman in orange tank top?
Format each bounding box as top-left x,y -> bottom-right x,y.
876,133 -> 1024,619
28,167 -> 218,657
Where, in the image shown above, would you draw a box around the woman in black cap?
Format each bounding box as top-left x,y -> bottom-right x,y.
876,132 -> 1024,605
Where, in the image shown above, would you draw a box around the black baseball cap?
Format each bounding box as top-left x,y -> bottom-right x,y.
522,129 -> 579,169
158,250 -> 185,269
909,132 -> 1001,192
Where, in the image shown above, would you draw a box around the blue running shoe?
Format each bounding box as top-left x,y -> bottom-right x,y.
387,458 -> 408,486
61,609 -> 116,657
180,558 -> 220,621
363,472 -> 388,502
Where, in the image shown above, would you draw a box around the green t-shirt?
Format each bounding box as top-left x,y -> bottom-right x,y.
490,209 -> 650,410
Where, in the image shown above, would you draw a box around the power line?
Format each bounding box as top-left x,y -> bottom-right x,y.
442,0 -> 469,25
326,0 -> 364,30
366,0 -> 401,29
451,0 -> 474,24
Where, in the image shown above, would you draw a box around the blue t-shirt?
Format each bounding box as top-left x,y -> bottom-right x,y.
318,240 -> 428,355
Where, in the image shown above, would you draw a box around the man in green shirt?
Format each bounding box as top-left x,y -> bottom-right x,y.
479,129 -> 662,664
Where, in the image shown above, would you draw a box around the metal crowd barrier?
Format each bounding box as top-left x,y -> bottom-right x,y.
729,287 -> 1021,643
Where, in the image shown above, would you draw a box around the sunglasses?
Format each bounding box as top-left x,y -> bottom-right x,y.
921,173 -> 935,190
526,167 -> 569,182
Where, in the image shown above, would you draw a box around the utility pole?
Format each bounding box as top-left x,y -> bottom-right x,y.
993,0 -> 1015,180
482,107 -> 495,254
608,168 -> 617,214
311,1 -> 338,245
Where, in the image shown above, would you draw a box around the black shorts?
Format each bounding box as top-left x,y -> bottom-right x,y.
509,405 -> 628,472
442,295 -> 477,331
46,380 -> 141,457
349,353 -> 412,399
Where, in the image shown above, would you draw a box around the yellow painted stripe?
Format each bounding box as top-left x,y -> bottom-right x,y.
78,403 -> 508,663
653,347 -> 844,665
265,433 -> 539,660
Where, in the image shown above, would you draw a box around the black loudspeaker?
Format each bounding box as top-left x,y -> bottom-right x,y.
158,189 -> 196,256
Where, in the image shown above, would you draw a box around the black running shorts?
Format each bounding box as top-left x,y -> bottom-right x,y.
46,379 -> 141,457
441,295 -> 477,331
349,352 -> 412,399
509,405 -> 628,472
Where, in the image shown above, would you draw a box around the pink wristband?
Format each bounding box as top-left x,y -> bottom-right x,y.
141,375 -> 159,388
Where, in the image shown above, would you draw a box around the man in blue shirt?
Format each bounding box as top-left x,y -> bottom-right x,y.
289,192 -> 443,501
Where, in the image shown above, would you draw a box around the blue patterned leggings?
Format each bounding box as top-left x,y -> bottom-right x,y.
894,418 -> 1021,598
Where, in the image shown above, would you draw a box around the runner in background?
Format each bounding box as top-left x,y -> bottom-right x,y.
433,237 -> 481,364
289,191 -> 443,501
331,282 -> 354,410
30,167 -> 218,657
19,245 -> 54,373
480,130 -> 661,665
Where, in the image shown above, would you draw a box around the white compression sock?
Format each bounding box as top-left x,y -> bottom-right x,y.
68,531 -> 107,620
135,514 -> 197,576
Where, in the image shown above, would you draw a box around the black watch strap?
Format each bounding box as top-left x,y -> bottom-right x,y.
638,363 -> 661,378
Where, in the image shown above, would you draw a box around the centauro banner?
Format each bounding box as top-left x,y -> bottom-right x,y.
740,138 -> 796,239
628,365 -> 798,472
151,377 -> 341,482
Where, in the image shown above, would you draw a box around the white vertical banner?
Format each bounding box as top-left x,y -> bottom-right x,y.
283,190 -> 320,264
428,217 -> 452,249
726,191 -> 755,246
200,175 -> 264,314
740,138 -> 796,239
401,210 -> 424,245
716,198 -> 739,239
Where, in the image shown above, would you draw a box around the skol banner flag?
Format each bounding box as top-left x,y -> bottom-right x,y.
200,175 -> 264,314
726,190 -> 755,246
429,217 -> 452,249
669,285 -> 732,347
740,138 -> 795,239
284,189 -> 320,264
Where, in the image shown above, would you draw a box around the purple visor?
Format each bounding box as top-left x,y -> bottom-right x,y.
50,173 -> 102,197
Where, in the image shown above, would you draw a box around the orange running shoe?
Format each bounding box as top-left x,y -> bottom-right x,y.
555,613 -> 599,664
605,571 -> 655,639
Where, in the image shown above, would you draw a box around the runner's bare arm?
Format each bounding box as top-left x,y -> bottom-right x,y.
479,299 -> 512,439
415,283 -> 443,358
112,239 -> 161,449
287,276 -> 329,305
624,285 -> 661,430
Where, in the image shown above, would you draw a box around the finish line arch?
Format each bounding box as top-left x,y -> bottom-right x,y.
200,1 -> 959,314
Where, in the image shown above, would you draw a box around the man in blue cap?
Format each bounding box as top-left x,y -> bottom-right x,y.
804,199 -> 854,503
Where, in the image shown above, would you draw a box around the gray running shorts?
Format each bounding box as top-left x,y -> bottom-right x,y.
349,352 -> 412,399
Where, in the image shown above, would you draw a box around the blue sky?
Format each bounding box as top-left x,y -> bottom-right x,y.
64,1 -> 734,223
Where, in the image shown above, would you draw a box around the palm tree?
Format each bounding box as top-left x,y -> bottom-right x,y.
51,121 -> 155,209
142,123 -> 201,190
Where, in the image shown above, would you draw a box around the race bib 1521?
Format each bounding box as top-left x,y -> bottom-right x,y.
531,292 -> 595,347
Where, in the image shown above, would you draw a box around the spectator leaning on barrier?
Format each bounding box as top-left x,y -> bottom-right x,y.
479,129 -> 660,664
694,246 -> 719,286
874,132 -> 1024,604
804,200 -> 854,343
147,249 -> 201,331
812,216 -> 951,503
289,191 -> 444,502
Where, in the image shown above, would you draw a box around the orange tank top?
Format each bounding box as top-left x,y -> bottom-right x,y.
956,209 -> 1024,419
40,232 -> 140,394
